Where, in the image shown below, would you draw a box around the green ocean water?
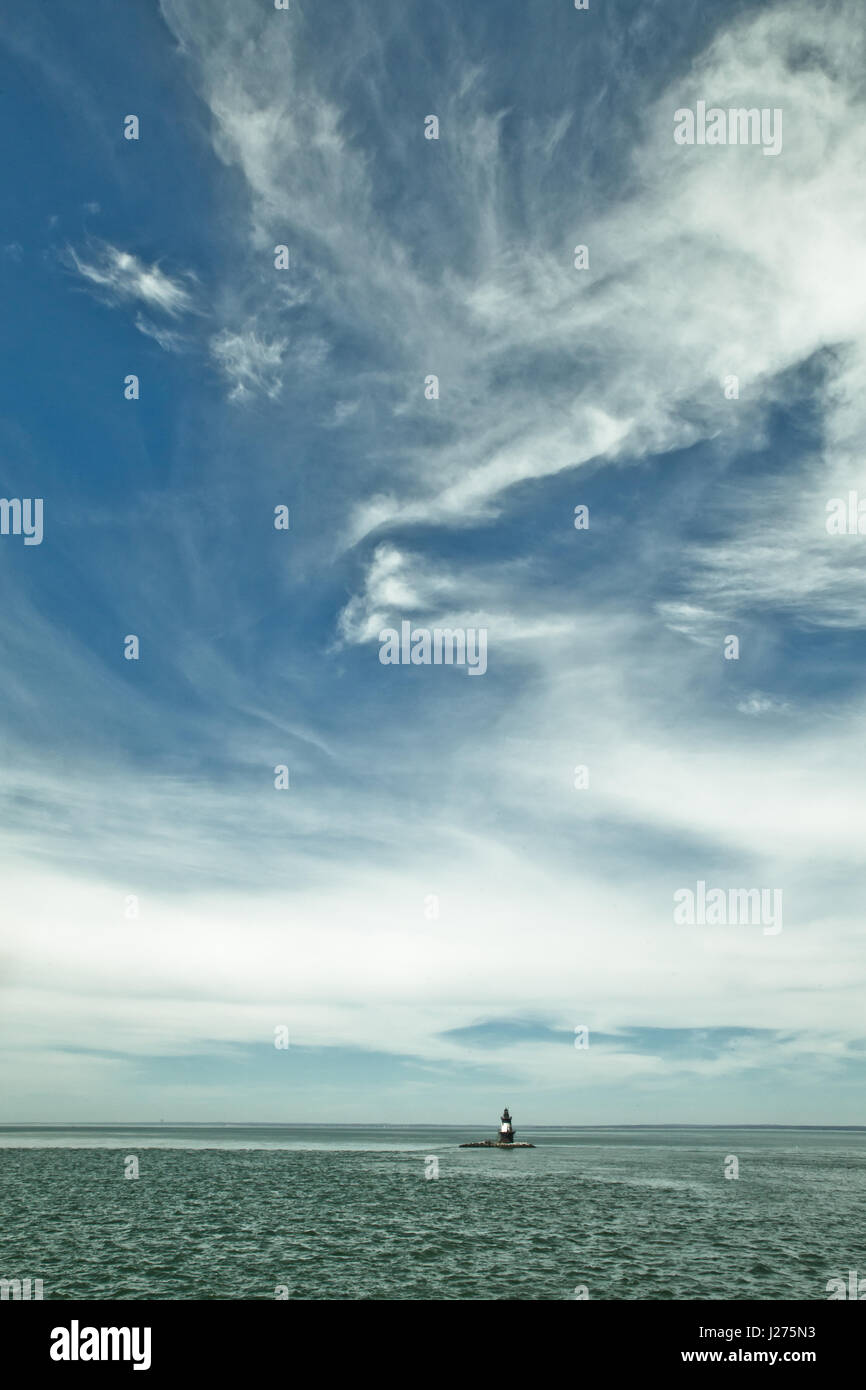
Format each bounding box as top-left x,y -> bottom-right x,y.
1,1126 -> 864,1300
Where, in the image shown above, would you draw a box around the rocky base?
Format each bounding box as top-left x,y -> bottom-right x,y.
458,1141 -> 535,1148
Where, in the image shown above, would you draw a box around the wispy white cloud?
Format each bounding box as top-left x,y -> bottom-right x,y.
134,312 -> 188,353
68,241 -> 195,316
209,326 -> 287,401
736,692 -> 792,716
160,0 -> 866,623
337,542 -> 576,648
326,399 -> 361,428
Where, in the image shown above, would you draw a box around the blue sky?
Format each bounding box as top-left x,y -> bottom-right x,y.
2,0 -> 866,1124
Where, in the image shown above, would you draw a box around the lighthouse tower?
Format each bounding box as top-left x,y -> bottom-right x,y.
499,1107 -> 515,1144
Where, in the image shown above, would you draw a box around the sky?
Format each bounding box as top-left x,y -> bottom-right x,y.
1,0 -> 865,1125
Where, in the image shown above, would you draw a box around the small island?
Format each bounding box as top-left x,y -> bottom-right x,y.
460,1106 -> 535,1148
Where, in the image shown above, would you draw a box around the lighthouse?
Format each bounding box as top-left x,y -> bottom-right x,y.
459,1106 -> 533,1147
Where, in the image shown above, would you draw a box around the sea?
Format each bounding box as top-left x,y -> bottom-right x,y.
1,1125 -> 863,1301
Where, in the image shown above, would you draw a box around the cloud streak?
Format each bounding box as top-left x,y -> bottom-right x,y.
68,241 -> 196,315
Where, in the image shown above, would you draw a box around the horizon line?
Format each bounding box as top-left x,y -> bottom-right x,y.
2,1121 -> 865,1131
